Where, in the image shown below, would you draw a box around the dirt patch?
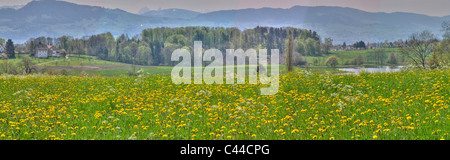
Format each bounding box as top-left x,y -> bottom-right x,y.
37,65 -> 156,71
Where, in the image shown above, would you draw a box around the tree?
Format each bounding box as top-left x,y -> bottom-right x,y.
384,40 -> 390,48
326,56 -> 339,68
305,38 -> 317,55
138,44 -> 152,65
353,55 -> 365,65
429,39 -> 450,68
322,38 -> 333,54
18,56 -> 37,74
295,39 -> 305,54
60,49 -> 67,59
125,42 -> 139,73
353,41 -> 366,49
153,42 -> 162,65
443,21 -> 450,40
369,48 -> 387,65
58,36 -> 69,51
5,39 -> 15,59
292,52 -> 304,66
26,39 -> 36,56
165,34 -> 188,46
0,38 -> 5,47
387,53 -> 397,65
18,26 -> 323,68
428,51 -> 440,69
401,30 -> 438,68
285,35 -> 294,72
0,60 -> 19,74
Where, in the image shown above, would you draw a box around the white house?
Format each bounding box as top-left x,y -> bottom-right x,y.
35,45 -> 64,58
0,44 -> 4,53
36,48 -> 49,58
51,49 -> 65,57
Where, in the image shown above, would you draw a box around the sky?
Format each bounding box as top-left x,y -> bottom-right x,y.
1,0 -> 450,17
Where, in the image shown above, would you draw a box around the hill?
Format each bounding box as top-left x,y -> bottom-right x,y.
0,0 -> 160,43
194,6 -> 450,43
139,8 -> 200,19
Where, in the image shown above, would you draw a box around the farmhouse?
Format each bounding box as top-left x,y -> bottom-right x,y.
51,49 -> 65,58
36,47 -> 50,58
330,46 -> 340,51
0,53 -> 7,59
35,45 -> 64,58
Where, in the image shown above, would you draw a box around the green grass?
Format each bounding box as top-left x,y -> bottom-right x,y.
67,66 -> 174,76
5,54 -> 348,77
304,48 -> 404,68
36,55 -> 126,66
2,55 -> 126,66
65,65 -> 345,77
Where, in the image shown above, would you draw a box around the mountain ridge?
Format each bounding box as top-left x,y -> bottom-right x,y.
0,0 -> 158,43
191,5 -> 449,43
139,8 -> 200,19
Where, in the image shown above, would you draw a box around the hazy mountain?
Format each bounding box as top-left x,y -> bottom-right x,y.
0,0 -> 449,44
139,8 -> 200,19
194,6 -> 450,43
0,0 -> 161,43
0,5 -> 24,10
138,7 -> 151,15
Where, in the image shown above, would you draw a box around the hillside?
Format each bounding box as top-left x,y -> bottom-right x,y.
194,6 -> 450,43
139,8 -> 200,19
0,0 -> 160,42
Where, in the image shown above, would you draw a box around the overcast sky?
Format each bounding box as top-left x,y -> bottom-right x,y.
1,0 -> 450,17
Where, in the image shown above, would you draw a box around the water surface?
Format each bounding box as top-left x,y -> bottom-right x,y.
337,66 -> 404,75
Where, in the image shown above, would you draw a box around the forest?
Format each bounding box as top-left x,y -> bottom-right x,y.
19,26 -> 327,66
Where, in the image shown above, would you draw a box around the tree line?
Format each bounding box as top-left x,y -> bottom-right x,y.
13,26 -> 331,67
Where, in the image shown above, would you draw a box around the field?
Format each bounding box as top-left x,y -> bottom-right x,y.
0,68 -> 448,140
35,55 -> 126,67
304,48 -> 403,68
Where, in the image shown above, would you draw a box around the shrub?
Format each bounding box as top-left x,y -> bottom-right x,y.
326,56 -> 339,68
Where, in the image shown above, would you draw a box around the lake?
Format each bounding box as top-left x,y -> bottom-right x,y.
337,66 -> 404,75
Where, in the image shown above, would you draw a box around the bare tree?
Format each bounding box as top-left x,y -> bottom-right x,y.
387,53 -> 398,65
19,56 -> 37,74
401,30 -> 438,68
443,21 -> 450,40
285,35 -> 294,72
370,48 -> 387,65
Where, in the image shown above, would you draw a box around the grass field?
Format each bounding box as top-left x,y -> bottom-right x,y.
65,65 -> 345,77
66,66 -> 174,76
36,55 -> 126,66
1,55 -> 126,67
304,48 -> 403,67
0,68 -> 448,140
3,55 -> 345,77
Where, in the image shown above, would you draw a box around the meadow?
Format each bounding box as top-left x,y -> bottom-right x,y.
0,68 -> 448,140
304,48 -> 403,68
